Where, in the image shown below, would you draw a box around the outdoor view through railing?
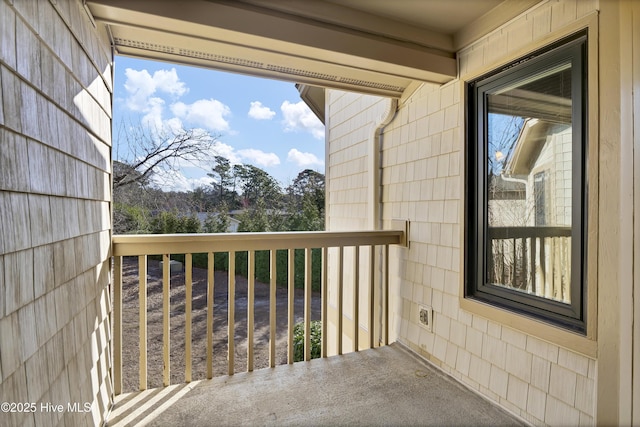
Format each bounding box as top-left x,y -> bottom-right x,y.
111,230 -> 405,394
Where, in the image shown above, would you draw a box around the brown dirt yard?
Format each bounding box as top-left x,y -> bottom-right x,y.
120,257 -> 321,392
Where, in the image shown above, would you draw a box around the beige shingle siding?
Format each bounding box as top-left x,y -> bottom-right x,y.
327,90 -> 388,231
326,0 -> 597,424
0,0 -> 113,425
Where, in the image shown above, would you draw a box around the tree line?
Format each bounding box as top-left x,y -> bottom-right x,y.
114,158 -> 325,235
113,126 -> 325,289
113,124 -> 324,233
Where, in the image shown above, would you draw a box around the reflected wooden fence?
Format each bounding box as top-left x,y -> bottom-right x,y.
111,229 -> 406,395
488,226 -> 572,302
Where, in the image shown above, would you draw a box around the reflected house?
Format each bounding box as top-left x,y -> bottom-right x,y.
1,1 -> 640,426
486,57 -> 574,301
490,118 -> 573,302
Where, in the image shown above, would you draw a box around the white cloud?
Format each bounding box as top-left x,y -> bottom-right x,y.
238,149 -> 281,167
168,138 -> 242,170
165,141 -> 284,174
287,149 -> 324,167
152,69 -> 188,97
163,117 -> 185,135
124,69 -> 155,112
171,99 -> 231,132
150,169 -> 212,193
123,67 -> 195,135
140,97 -> 166,130
281,100 -> 325,140
123,67 -> 232,134
248,101 -> 276,120
124,68 -> 187,112
209,140 -> 241,164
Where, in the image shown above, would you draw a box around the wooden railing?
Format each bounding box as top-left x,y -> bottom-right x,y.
487,226 -> 572,302
111,229 -> 406,395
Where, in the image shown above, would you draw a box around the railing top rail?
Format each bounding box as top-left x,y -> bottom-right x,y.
112,229 -> 405,256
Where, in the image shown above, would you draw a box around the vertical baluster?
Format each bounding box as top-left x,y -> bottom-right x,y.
523,238 -> 529,292
565,237 -> 572,302
552,237 -> 561,300
490,239 -> 495,283
368,245 -> 375,349
566,237 -> 571,301
228,251 -> 235,375
287,249 -> 295,364
139,255 -> 147,391
337,246 -> 344,355
321,247 -> 328,358
501,239 -> 506,285
185,254 -> 192,383
353,246 -> 360,352
304,248 -> 312,361
207,252 -> 214,379
541,238 -> 548,298
524,238 -> 527,287
113,256 -> 123,395
247,251 -> 255,372
269,250 -> 277,367
531,237 -> 537,295
383,245 -> 389,346
549,237 -> 562,300
162,254 -> 170,386
512,238 -> 516,287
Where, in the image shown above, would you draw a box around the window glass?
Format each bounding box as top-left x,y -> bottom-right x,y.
465,33 -> 587,332
486,63 -> 573,304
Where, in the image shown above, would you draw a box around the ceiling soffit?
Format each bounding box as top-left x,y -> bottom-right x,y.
86,0 -> 539,97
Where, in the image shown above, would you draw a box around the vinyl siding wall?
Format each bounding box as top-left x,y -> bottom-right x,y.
0,0 -> 113,425
326,0 -> 598,424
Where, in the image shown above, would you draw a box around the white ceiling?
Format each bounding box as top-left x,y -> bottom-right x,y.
323,0 -> 503,34
87,0 -> 539,97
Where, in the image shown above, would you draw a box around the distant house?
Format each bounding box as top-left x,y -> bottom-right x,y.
195,212 -> 240,233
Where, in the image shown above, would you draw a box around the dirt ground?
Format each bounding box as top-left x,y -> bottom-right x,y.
120,257 -> 321,392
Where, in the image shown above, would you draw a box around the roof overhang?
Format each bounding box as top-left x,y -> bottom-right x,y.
296,84 -> 325,124
86,0 -> 540,98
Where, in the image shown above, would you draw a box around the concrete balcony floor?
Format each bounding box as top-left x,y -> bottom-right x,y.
106,344 -> 524,426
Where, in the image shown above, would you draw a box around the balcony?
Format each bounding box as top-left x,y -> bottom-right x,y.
108,230 -> 524,426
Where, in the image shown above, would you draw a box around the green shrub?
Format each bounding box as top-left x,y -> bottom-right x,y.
113,203 -> 151,234
150,210 -> 201,234
293,320 -> 322,362
161,248 -> 322,293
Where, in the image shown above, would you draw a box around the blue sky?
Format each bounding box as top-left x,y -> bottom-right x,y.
113,56 -> 325,192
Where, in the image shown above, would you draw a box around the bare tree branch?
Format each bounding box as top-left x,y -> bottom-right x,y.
113,121 -> 221,189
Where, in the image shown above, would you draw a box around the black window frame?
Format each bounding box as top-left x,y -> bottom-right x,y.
465,32 -> 588,333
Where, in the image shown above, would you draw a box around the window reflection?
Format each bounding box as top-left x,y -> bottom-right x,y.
485,63 -> 573,303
